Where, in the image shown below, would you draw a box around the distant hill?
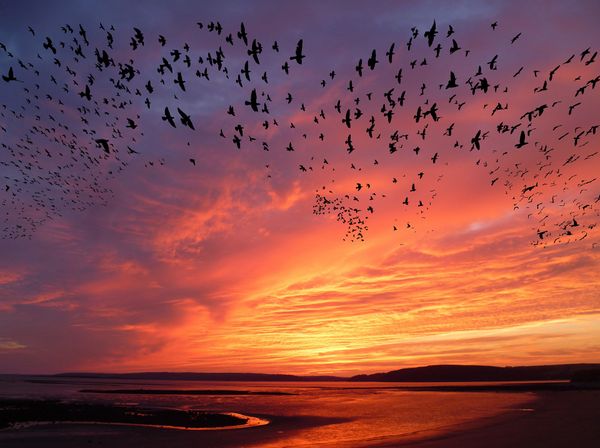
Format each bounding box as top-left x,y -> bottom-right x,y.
350,364 -> 600,382
53,363 -> 600,383
54,372 -> 344,382
570,368 -> 600,383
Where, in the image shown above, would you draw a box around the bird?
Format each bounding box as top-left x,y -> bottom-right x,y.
245,88 -> 260,112
174,72 -> 186,91
0,14 -> 596,246
290,39 -> 305,64
79,84 -> 92,101
237,22 -> 248,46
446,71 -> 458,88
177,108 -> 195,130
515,130 -> 528,148
2,67 -> 17,82
94,138 -> 110,153
162,107 -> 176,128
424,20 -> 437,47
367,49 -> 378,70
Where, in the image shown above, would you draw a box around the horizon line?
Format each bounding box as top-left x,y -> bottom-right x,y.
3,361 -> 600,378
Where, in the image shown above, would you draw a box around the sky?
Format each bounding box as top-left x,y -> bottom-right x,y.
0,0 -> 599,375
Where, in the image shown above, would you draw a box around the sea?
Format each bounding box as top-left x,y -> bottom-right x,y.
0,375 -> 539,447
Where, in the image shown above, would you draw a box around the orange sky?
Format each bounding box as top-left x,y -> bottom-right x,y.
0,0 -> 599,375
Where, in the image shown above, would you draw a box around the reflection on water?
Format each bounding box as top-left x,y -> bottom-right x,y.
0,376 -> 536,447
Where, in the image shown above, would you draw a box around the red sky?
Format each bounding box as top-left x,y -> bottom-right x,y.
0,0 -> 599,375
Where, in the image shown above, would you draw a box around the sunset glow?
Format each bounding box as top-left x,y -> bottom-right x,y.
0,0 -> 599,376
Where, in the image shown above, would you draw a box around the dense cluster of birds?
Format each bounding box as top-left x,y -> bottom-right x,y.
1,18 -> 598,246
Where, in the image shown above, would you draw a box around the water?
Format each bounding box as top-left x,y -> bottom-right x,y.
0,375 -> 537,447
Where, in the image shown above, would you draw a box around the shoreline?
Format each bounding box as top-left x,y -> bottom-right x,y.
373,390 -> 600,447
0,413 -> 348,448
4,412 -> 269,432
0,399 -> 262,432
1,390 -> 598,447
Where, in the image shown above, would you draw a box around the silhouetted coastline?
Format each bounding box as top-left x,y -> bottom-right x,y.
47,363 -> 600,383
0,399 -> 256,431
80,388 -> 294,395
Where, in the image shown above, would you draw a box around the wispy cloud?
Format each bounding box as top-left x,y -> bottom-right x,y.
0,0 -> 599,374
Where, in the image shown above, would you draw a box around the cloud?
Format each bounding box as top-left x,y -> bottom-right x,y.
0,0 -> 599,374
0,339 -> 26,352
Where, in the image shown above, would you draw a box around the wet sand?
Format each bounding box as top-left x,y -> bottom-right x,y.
0,399 -> 255,431
0,391 -> 598,447
0,414 -> 348,448
381,390 -> 600,448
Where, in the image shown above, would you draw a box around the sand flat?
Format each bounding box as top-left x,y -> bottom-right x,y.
0,391 -> 598,447
376,390 -> 600,448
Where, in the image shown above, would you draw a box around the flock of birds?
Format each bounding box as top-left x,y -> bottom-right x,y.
0,18 -> 598,246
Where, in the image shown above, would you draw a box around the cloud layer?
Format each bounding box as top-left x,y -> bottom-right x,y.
0,0 -> 599,374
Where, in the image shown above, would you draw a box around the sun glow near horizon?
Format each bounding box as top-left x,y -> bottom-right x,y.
1,0 -> 599,376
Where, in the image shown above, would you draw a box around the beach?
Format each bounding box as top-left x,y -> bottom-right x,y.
0,413 -> 346,448
1,390 -> 598,447
387,390 -> 600,448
